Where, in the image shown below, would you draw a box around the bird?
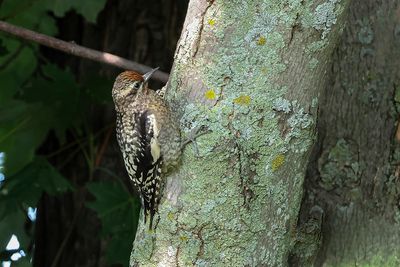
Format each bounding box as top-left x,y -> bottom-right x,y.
111,68 -> 182,229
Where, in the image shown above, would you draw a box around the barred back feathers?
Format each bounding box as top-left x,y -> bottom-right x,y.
112,69 -> 181,229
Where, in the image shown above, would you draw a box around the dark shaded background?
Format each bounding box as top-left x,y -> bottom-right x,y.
0,1 -> 188,266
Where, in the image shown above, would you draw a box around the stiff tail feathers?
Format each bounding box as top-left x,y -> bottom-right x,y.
141,159 -> 163,230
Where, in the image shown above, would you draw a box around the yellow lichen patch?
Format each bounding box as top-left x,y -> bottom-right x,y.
233,95 -> 251,106
208,19 -> 215,26
179,235 -> 188,242
271,154 -> 285,171
261,67 -> 268,74
205,89 -> 216,100
167,211 -> 174,221
256,36 -> 266,46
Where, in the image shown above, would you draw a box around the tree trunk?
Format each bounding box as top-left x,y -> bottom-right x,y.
131,0 -> 349,266
300,0 -> 400,266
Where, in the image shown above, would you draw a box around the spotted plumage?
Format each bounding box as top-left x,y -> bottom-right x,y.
112,68 -> 181,229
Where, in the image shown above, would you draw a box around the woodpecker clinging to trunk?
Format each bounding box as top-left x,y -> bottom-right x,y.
112,68 -> 181,229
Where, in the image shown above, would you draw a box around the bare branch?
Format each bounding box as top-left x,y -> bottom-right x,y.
0,20 -> 169,83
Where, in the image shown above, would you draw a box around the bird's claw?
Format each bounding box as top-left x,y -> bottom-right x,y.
181,125 -> 210,157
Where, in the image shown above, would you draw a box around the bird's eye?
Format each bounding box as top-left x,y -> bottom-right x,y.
133,81 -> 140,89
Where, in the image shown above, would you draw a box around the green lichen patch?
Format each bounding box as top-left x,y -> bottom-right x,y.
308,58 -> 319,69
273,98 -> 315,153
273,97 -> 292,114
319,139 -> 365,191
305,39 -> 328,54
357,18 -> 374,45
312,0 -> 341,39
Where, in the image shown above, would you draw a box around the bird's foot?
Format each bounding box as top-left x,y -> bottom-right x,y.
181,125 -> 209,157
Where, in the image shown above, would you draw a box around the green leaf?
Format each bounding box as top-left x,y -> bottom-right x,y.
81,73 -> 113,104
1,0 -> 58,35
87,180 -> 140,266
0,0 -> 25,19
48,0 -> 107,23
36,15 -> 58,36
0,157 -> 70,261
0,42 -> 37,104
0,210 -> 29,254
22,64 -> 82,143
0,101 -> 53,175
105,237 -> 132,266
0,71 -> 19,105
0,39 -> 8,56
74,0 -> 107,23
0,157 -> 73,214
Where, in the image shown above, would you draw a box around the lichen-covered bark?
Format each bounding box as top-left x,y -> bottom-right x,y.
300,0 -> 400,266
130,0 -> 349,266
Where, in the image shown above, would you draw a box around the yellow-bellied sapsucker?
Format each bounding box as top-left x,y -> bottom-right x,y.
112,68 -> 181,229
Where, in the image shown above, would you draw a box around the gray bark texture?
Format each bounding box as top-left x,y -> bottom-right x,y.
300,0 -> 400,266
130,0 -> 351,266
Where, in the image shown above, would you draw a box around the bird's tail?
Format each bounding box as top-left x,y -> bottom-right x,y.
142,159 -> 163,230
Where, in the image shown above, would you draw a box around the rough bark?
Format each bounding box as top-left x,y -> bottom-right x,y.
131,1 -> 349,266
299,0 -> 400,266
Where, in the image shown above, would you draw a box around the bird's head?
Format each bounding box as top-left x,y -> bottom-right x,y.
112,68 -> 159,105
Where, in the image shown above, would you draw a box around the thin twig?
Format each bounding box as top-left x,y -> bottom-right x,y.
0,20 -> 169,83
70,127 -> 92,171
46,123 -> 114,159
57,146 -> 83,171
95,126 -> 113,167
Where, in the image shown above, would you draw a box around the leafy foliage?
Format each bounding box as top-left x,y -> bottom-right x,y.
0,0 -> 139,266
1,157 -> 73,213
87,181 -> 140,266
48,0 -> 108,23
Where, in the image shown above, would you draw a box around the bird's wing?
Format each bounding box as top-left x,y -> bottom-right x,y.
134,111 -> 163,229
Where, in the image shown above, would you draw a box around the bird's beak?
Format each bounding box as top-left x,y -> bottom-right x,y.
143,67 -> 159,83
